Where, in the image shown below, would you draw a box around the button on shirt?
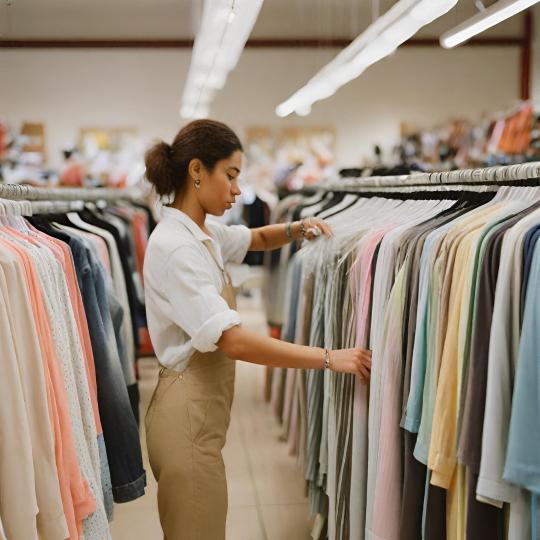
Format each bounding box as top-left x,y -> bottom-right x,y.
144,206 -> 252,372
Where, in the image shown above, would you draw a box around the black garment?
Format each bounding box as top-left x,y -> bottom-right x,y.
400,432 -> 426,540
132,201 -> 157,233
291,192 -> 335,222
77,209 -> 144,350
425,485 -> 446,540
243,197 -> 270,266
103,209 -> 140,286
466,471 -> 504,540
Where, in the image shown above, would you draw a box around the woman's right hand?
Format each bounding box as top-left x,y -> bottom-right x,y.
329,348 -> 372,383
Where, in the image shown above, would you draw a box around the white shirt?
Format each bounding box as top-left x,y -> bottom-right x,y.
144,206 -> 252,372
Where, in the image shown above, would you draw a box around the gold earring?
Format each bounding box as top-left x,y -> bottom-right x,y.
194,178 -> 201,189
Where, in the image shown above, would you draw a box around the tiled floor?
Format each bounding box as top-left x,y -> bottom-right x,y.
110,294 -> 313,539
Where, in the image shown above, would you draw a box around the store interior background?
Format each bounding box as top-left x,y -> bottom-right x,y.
1,0 -> 538,170
3,1 -> 540,538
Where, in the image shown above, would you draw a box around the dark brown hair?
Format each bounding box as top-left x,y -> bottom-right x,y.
144,119 -> 243,198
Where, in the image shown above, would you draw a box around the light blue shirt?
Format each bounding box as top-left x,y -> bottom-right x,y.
403,223 -> 452,435
503,242 -> 540,538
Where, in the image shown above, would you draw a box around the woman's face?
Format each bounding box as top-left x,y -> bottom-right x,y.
199,150 -> 243,216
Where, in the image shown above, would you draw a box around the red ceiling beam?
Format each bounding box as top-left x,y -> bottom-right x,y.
0,39 -> 195,48
0,37 -> 526,49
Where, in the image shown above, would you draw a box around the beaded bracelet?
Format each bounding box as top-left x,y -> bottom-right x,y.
324,348 -> 331,370
285,221 -> 293,240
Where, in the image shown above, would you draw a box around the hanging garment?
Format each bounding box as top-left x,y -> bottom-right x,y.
30,216 -> 146,505
0,197 -> 151,538
27,222 -> 115,518
0,231 -> 98,538
1,227 -> 111,538
263,185 -> 540,540
0,270 -> 40,540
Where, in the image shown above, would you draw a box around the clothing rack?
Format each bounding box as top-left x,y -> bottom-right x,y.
269,161 -> 540,540
0,180 -> 150,538
0,183 -> 142,202
0,184 -> 144,216
319,162 -> 540,190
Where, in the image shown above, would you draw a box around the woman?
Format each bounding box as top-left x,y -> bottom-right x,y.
143,119 -> 371,540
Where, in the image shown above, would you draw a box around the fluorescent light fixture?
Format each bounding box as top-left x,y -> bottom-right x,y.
440,0 -> 539,48
276,0 -> 457,118
181,0 -> 264,119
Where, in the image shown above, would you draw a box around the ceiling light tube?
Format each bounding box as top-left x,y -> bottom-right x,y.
440,0 -> 539,48
276,0 -> 457,117
181,0 -> 263,119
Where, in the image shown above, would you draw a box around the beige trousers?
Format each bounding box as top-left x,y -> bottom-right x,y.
146,283 -> 236,540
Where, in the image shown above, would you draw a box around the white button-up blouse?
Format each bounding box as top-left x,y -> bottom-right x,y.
143,206 -> 252,372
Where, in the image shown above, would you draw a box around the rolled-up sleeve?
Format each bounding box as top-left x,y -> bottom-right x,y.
207,221 -> 251,264
163,246 -> 242,352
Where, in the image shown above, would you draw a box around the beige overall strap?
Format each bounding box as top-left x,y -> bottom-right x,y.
201,239 -> 232,287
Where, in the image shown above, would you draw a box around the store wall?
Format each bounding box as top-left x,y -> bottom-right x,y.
1,46 -> 519,168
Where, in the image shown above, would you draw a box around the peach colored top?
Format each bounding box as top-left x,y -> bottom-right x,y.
23,224 -> 103,435
0,234 -> 96,539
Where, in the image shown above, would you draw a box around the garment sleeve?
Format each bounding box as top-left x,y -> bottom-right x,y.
503,248 -> 540,494
163,245 -> 242,352
207,220 -> 252,264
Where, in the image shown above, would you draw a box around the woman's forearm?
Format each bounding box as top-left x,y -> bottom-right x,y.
218,325 -> 371,380
249,222 -> 302,251
249,217 -> 333,251
218,325 -> 324,369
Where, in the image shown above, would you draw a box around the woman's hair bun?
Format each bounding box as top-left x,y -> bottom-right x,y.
144,140 -> 176,198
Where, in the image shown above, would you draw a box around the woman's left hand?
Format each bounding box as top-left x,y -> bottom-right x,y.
300,217 -> 334,240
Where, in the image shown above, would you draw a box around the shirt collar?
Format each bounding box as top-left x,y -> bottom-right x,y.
161,206 -> 212,243
161,206 -> 227,272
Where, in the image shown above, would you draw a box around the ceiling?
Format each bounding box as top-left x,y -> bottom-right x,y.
0,0 -> 526,41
